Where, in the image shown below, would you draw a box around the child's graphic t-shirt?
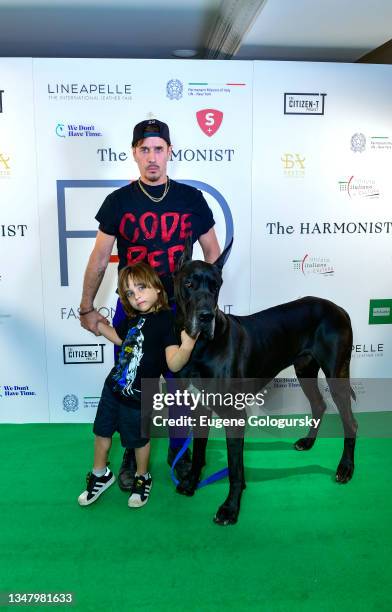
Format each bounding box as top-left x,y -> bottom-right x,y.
105,310 -> 177,403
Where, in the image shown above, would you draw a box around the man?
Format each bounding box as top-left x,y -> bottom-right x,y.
79,118 -> 220,490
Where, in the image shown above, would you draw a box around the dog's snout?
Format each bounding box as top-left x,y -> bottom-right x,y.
199,311 -> 214,323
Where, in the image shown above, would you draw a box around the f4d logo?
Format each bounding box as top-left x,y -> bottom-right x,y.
196,109 -> 223,137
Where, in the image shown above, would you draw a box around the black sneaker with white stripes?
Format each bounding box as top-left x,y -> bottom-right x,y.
78,467 -> 115,506
128,473 -> 152,508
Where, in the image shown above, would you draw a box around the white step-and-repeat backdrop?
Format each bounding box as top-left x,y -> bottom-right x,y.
0,58 -> 391,422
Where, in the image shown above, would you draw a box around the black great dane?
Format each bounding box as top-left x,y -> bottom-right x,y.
172,240 -> 357,525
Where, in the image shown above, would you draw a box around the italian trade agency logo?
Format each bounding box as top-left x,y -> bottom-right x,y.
292,254 -> 334,277
196,109 -> 223,136
369,299 -> 392,324
338,176 -> 380,199
166,79 -> 183,100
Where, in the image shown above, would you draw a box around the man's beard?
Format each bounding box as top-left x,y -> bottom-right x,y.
145,170 -> 167,184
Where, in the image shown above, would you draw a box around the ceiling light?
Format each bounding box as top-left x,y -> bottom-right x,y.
172,49 -> 198,58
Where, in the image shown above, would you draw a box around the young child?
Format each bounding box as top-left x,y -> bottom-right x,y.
78,262 -> 197,509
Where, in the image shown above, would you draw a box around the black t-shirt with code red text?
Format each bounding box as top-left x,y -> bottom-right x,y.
96,179 -> 215,299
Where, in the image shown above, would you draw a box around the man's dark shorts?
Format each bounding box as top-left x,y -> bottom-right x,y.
93,382 -> 149,448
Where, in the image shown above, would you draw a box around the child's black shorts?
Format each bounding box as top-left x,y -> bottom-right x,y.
93,383 -> 149,448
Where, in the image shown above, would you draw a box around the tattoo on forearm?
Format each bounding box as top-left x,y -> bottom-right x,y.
82,268 -> 106,306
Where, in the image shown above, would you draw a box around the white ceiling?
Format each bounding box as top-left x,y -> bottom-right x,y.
236,0 -> 392,62
0,0 -> 391,62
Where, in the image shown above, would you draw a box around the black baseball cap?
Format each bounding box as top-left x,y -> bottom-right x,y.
132,119 -> 171,147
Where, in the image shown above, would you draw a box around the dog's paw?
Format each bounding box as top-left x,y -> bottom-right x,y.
335,459 -> 354,484
213,504 -> 238,526
176,473 -> 199,496
294,437 -> 315,451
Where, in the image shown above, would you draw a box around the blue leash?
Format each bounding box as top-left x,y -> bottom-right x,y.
170,433 -> 229,489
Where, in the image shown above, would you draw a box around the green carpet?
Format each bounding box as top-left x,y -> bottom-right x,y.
1,424 -> 391,611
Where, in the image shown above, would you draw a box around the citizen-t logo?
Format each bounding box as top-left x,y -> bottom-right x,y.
284,93 -> 326,115
0,90 -> 4,113
63,344 -> 105,364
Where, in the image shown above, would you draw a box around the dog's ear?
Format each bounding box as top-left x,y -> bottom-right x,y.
213,237 -> 233,272
175,234 -> 193,272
